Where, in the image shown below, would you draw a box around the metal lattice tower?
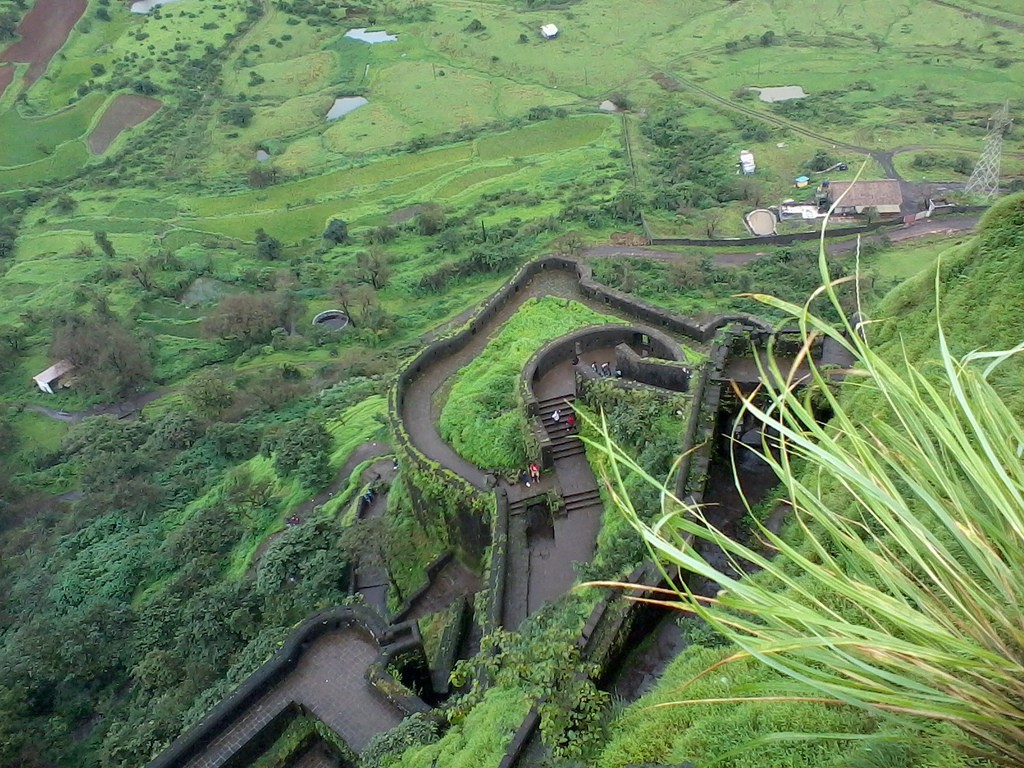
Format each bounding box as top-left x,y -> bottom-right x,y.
965,102 -> 1011,199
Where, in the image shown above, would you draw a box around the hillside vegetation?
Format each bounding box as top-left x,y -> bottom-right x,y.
0,0 -> 1021,765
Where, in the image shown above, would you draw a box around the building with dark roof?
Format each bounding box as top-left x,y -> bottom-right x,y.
825,179 -> 903,215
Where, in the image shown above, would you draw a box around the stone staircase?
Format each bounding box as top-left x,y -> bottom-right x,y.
535,394 -> 585,461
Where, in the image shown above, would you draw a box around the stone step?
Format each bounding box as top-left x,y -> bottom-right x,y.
536,393 -> 576,409
508,493 -> 549,516
552,442 -> 586,460
562,487 -> 603,514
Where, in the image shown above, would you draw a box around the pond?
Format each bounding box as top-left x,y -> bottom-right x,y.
255,149 -> 270,162
326,96 -> 368,121
344,28 -> 398,44
751,85 -> 807,103
130,0 -> 186,12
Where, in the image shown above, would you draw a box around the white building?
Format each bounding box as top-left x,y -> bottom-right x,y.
739,149 -> 756,175
540,23 -> 559,39
33,360 -> 75,394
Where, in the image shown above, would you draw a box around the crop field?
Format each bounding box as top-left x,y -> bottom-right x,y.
0,0 -> 1017,443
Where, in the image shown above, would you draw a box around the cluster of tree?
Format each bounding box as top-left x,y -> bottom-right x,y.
50,312 -> 152,398
0,0 -> 26,41
202,292 -> 297,349
0,369 -> 386,766
262,416 -> 333,489
639,107 -> 744,211
910,151 -> 974,175
723,29 -> 780,52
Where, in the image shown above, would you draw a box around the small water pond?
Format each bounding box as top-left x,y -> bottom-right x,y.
130,0 -> 186,13
751,85 -> 807,103
326,96 -> 368,121
344,28 -> 397,44
255,149 -> 270,162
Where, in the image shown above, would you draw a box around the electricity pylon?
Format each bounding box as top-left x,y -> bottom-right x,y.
965,102 -> 1011,200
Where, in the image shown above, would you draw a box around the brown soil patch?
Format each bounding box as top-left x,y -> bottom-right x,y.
388,203 -> 428,224
87,94 -> 162,154
0,64 -> 12,99
610,232 -> 650,246
651,72 -> 681,91
0,0 -> 87,90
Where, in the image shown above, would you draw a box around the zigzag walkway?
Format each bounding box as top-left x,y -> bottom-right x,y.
397,259 -> 704,627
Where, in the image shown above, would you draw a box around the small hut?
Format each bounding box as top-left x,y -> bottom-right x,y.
33,360 -> 75,394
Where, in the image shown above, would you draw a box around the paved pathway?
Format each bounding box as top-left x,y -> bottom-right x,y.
183,628 -> 404,768
581,216 -> 980,269
353,459 -> 398,613
404,559 -> 483,622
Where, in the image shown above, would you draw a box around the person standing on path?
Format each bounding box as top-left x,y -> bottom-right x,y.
551,409 -> 561,424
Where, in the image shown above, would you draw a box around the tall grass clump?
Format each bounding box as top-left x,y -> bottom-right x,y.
590,212 -> 1024,765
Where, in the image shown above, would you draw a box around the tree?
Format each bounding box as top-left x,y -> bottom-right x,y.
414,204 -> 446,236
611,188 -> 644,223
247,166 -> 278,188
322,218 -> 349,244
552,231 -> 586,257
356,248 -> 391,289
332,280 -> 359,328
267,417 -> 333,489
52,194 -> 76,214
182,369 -> 234,419
132,78 -> 159,95
738,177 -> 766,207
221,104 -> 254,127
704,208 -> 725,238
807,149 -> 838,172
254,228 -> 282,260
667,258 -> 706,290
50,315 -> 151,397
0,12 -> 20,41
862,205 -> 880,224
366,225 -> 399,245
93,230 -> 115,258
450,623 -> 608,759
124,258 -> 155,291
203,293 -> 285,348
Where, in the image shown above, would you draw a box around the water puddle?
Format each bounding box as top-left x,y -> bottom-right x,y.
255,149 -> 270,162
344,28 -> 398,44
130,0 -> 186,13
326,96 -> 368,120
751,85 -> 807,103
